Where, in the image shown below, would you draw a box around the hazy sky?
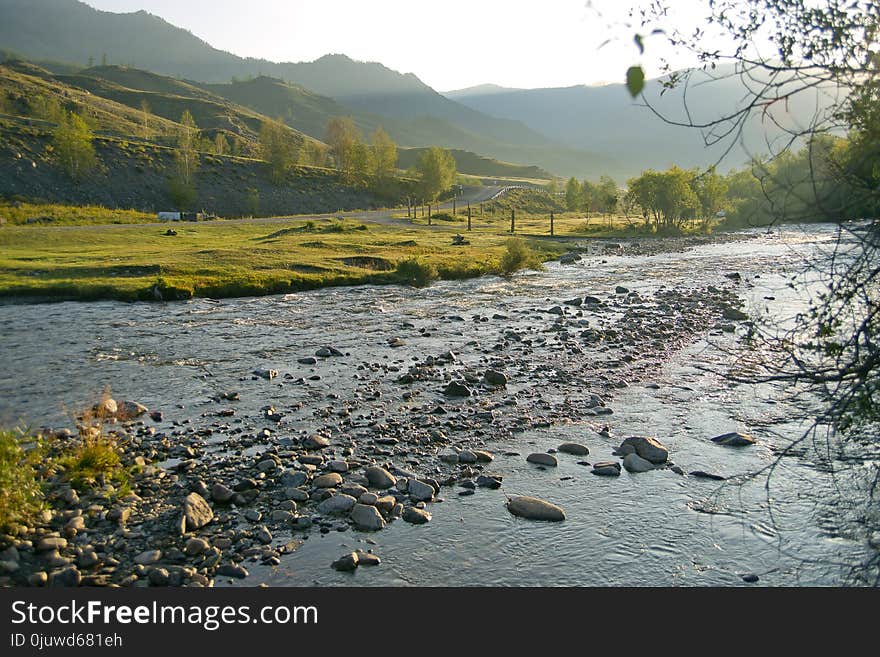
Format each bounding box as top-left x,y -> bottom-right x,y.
82,0 -> 716,90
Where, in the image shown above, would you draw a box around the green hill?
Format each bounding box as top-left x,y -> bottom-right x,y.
398,148 -> 551,181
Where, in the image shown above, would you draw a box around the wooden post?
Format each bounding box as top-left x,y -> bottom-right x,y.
480,202 -> 483,216
453,199 -> 456,215
550,211 -> 554,236
428,203 -> 432,226
467,203 -> 471,231
510,208 -> 515,234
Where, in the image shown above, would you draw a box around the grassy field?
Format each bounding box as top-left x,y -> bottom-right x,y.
0,201 -> 156,226
0,215 -> 569,302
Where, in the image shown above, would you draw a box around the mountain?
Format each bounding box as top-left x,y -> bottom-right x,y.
0,0 -> 628,179
447,71 -> 833,174
397,148 -> 551,181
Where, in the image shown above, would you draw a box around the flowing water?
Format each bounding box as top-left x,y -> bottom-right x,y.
1,223 -> 874,586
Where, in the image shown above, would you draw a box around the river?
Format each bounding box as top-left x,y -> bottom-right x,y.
0,223 -> 874,586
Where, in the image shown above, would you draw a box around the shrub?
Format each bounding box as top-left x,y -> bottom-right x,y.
396,258 -> 439,287
56,438 -> 124,492
499,238 -> 543,276
0,430 -> 45,532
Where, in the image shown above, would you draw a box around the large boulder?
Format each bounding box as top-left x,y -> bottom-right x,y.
505,496 -> 566,522
617,436 -> 669,464
116,400 -> 148,420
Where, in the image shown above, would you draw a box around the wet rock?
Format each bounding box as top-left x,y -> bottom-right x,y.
711,432 -> 756,446
473,450 -> 494,463
402,507 -> 432,524
37,537 -> 67,552
690,470 -> 727,481
617,436 -> 669,464
622,453 -> 655,473
358,492 -> 379,506
94,397 -> 117,418
564,297 -> 583,306
354,550 -> 381,566
327,460 -> 349,473
505,496 -> 566,522
476,475 -> 502,489
148,568 -> 170,586
457,450 -> 478,464
280,470 -> 308,488
559,252 -> 581,264
298,357 -> 318,365
317,494 -> 357,515
332,552 -> 359,571
255,526 -> 273,545
557,442 -> 590,456
408,479 -> 435,501
484,370 -> 508,387
313,473 -> 343,488
443,381 -> 472,397
350,504 -> 386,531
591,461 -> 622,476
364,466 -> 397,489
742,573 -> 759,583
183,492 -> 213,531
253,369 -> 278,380
439,448 -> 459,463
526,453 -> 558,467
615,286 -> 630,294
28,572 -> 48,587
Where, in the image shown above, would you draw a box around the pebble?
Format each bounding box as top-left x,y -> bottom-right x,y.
591,461 -> 622,476
526,453 -> 558,467
402,507 -> 432,524
557,442 -> 590,456
350,504 -> 386,531
364,466 -> 397,489
313,473 -> 343,488
622,453 -> 655,473
407,479 -> 436,501
711,432 -> 756,446
331,552 -> 359,572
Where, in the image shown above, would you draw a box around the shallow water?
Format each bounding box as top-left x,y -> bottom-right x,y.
0,223 -> 873,586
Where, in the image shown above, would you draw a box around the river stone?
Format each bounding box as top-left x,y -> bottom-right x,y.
505,496 -> 566,522
443,381 -> 472,397
591,461 -> 622,476
253,369 -> 278,380
618,436 -> 669,464
558,442 -> 590,456
484,370 -> 508,386
37,537 -> 67,552
711,432 -> 756,446
473,450 -> 494,463
408,479 -> 435,501
94,397 -> 117,417
622,453 -> 655,473
217,563 -> 249,579
211,483 -> 235,503
304,434 -> 330,449
183,492 -> 213,531
722,306 -> 749,321
358,492 -> 379,506
328,460 -> 349,473
364,466 -> 397,489
313,473 -> 343,488
332,552 -> 359,572
457,450 -> 478,464
317,494 -> 357,515
526,452 -> 558,467
476,474 -> 502,489
690,470 -> 727,481
134,549 -> 162,565
116,400 -> 148,420
402,507 -> 432,524
184,538 -> 209,556
375,496 -> 397,514
280,470 -> 308,487
298,356 -> 318,365
50,567 -> 82,587
350,504 -> 386,531
439,448 -> 459,463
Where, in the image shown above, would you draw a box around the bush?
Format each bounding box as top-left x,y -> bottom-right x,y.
0,430 -> 44,532
499,238 -> 543,276
56,437 -> 125,492
396,258 -> 439,287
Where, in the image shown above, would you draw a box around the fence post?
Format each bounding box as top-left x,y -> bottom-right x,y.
467,203 -> 472,231
550,211 -> 554,236
511,208 -> 515,234
428,203 -> 432,226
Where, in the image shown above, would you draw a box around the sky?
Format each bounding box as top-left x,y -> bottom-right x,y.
81,0 -> 718,91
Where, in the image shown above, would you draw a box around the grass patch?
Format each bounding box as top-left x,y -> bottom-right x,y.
499,238 -> 545,276
0,429 -> 45,532
55,437 -> 128,493
0,201 -> 155,226
395,258 -> 439,287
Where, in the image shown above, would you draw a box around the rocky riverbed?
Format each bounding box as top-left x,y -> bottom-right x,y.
0,225 -> 875,586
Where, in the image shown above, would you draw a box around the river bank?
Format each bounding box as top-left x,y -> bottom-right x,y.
1,224 -> 874,586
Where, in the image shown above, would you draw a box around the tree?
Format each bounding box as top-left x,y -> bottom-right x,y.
565,177 -> 581,211
596,175 -> 619,217
214,132 -> 230,156
691,167 -> 728,225
139,99 -> 151,139
259,117 -> 297,184
53,110 -> 97,179
370,127 -> 398,190
325,117 -> 361,183
414,147 -> 456,202
169,110 -> 199,209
